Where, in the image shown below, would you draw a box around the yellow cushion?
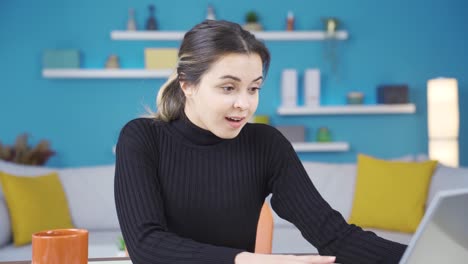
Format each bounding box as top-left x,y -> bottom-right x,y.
0,171 -> 74,246
348,154 -> 437,233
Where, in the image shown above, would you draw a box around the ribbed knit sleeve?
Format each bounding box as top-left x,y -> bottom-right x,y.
266,129 -> 407,264
114,119 -> 244,264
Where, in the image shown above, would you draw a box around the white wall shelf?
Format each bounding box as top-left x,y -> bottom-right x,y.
278,104 -> 416,115
42,69 -> 172,79
111,30 -> 349,41
292,142 -> 350,152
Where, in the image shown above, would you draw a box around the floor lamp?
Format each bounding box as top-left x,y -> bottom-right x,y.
427,78 -> 459,167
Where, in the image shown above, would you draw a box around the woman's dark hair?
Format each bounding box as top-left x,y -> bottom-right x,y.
154,19 -> 271,121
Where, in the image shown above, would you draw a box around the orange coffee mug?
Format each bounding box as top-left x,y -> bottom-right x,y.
32,229 -> 88,264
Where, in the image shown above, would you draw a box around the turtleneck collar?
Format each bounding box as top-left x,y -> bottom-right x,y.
170,112 -> 226,146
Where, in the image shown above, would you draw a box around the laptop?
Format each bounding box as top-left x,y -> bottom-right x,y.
399,188 -> 468,264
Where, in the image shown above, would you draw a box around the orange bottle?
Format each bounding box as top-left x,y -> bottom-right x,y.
287,11 -> 294,31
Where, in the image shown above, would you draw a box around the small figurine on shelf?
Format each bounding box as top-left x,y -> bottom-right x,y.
105,54 -> 120,69
286,11 -> 295,31
322,17 -> 340,38
145,4 -> 158,30
127,8 -> 137,31
243,10 -> 263,31
206,5 -> 216,20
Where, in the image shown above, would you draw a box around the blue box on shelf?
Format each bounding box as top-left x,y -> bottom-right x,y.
43,49 -> 81,69
377,85 -> 408,104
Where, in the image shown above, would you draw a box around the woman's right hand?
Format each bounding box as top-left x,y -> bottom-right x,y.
235,252 -> 336,264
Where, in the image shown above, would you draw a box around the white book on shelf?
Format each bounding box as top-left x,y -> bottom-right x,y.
304,68 -> 320,107
281,69 -> 298,107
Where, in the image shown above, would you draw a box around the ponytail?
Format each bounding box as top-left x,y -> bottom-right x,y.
154,71 -> 185,122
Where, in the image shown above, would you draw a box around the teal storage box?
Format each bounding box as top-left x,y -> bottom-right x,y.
43,49 -> 81,68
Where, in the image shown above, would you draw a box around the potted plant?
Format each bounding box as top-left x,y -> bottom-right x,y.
243,11 -> 263,31
116,236 -> 127,257
0,133 -> 55,165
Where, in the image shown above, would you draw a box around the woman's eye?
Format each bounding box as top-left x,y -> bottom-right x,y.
222,86 -> 235,92
249,87 -> 261,93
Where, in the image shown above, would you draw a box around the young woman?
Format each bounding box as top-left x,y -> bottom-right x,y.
114,20 -> 406,264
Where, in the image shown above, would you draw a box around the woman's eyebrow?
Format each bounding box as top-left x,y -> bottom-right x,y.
220,75 -> 241,82
252,76 -> 263,82
220,75 -> 263,82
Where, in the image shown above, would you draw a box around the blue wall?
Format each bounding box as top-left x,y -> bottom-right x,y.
1,0 -> 467,167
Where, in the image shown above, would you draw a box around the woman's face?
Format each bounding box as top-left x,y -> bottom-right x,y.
181,53 -> 263,139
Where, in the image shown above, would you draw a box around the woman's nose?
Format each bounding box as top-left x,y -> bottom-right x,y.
233,94 -> 250,110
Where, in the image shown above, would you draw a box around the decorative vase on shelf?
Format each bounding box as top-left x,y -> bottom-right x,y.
145,5 -> 158,30
206,5 -> 216,20
321,17 -> 341,75
243,11 -> 263,31
127,8 -> 137,31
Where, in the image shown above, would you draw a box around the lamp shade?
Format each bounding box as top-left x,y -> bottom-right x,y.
427,78 -> 459,139
427,77 -> 459,167
429,139 -> 459,167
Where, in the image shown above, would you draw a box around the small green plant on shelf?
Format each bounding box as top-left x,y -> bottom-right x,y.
246,11 -> 258,23
243,11 -> 263,31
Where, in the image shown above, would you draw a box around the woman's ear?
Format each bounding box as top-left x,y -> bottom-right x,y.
179,81 -> 194,97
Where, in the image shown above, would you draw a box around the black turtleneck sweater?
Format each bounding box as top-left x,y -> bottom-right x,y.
114,116 -> 407,264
